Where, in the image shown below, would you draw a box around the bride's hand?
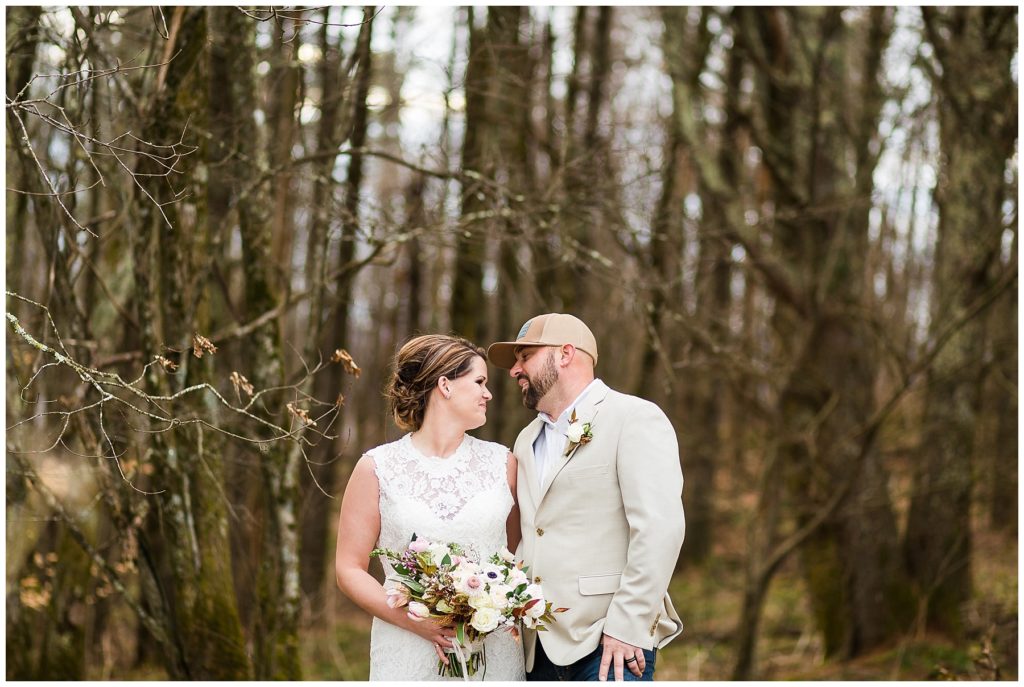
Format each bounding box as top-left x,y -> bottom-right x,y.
404,617 -> 457,666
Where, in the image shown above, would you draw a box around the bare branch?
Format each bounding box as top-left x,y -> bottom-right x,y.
6,293 -> 348,495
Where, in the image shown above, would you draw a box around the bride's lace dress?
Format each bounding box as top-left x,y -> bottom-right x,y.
367,433 -> 526,681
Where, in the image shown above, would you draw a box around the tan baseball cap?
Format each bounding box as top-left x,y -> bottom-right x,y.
487,313 -> 598,369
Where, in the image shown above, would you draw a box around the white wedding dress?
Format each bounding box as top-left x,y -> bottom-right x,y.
367,432 -> 526,681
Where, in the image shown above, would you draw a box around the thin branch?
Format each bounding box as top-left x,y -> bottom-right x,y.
8,106 -> 98,237
235,5 -> 384,28
6,293 -> 356,486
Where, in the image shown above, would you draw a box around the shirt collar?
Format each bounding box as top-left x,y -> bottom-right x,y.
538,378 -> 605,429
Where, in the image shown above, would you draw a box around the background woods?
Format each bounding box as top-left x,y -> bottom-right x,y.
5,6 -> 1017,680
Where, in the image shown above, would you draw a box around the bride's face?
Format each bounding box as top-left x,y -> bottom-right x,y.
445,356 -> 492,430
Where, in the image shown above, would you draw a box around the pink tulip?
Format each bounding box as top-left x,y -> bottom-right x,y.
408,539 -> 429,553
407,601 -> 430,622
385,586 -> 410,609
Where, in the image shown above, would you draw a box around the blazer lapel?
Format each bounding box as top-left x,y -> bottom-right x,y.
519,417 -> 545,506
539,383 -> 610,502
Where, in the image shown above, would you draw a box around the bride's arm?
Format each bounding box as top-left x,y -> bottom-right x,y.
505,452 -> 522,552
335,455 -> 455,661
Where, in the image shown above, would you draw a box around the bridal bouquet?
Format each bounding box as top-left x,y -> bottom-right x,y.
371,534 -> 565,679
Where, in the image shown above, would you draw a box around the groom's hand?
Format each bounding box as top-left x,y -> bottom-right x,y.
599,633 -> 645,681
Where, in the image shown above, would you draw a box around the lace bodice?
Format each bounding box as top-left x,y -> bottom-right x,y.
367,433 -> 524,680
370,432 -> 512,558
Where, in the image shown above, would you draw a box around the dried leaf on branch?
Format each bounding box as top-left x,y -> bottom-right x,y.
331,348 -> 361,377
230,371 -> 255,399
155,355 -> 179,372
192,333 -> 218,358
286,402 -> 317,427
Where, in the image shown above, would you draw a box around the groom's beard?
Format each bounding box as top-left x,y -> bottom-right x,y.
518,353 -> 558,411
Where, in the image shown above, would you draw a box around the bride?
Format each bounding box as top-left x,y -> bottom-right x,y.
334,334 -> 526,680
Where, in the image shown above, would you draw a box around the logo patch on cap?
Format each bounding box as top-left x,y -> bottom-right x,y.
516,318 -> 533,341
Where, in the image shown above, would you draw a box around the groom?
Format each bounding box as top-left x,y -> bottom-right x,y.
488,313 -> 685,682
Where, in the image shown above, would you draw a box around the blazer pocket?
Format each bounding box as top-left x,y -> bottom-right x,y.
564,465 -> 609,480
578,573 -> 622,596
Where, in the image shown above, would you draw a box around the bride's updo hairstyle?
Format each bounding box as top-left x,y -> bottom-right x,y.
385,334 -> 486,431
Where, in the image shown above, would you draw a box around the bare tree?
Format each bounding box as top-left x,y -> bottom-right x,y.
905,6 -> 1018,637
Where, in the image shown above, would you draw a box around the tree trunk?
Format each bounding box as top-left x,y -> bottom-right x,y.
295,6 -> 373,629
5,6 -> 43,298
557,7 -> 612,313
736,7 -> 913,659
533,17 -> 561,310
451,7 -> 491,341
905,6 -> 1017,637
660,7 -> 721,566
268,16 -> 300,287
122,7 -> 251,679
213,7 -> 305,677
988,233 -> 1017,532
488,6 -> 531,442
299,6 -> 349,617
635,32 -> 683,406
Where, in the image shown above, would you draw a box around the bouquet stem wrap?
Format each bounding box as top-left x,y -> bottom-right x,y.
442,636 -> 485,680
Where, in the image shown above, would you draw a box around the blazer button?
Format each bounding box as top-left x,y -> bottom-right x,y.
534,576 -> 542,583
536,527 -> 545,536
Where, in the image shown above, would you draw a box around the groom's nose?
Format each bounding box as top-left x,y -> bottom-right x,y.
509,361 -> 522,377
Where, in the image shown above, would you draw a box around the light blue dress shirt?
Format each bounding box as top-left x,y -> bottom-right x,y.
532,378 -> 606,487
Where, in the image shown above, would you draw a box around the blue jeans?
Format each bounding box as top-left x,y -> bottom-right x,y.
527,639 -> 657,681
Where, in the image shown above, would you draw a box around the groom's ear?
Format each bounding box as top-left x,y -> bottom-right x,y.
558,344 -> 576,367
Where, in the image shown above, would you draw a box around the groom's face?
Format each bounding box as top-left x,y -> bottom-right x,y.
512,347 -> 559,411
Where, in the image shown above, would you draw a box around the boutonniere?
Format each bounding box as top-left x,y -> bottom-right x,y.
564,409 -> 594,457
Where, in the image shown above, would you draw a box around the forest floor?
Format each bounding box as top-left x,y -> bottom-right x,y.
300,509 -> 1017,681
110,491 -> 1016,680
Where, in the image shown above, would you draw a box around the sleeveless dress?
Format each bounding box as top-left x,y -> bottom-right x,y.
367,432 -> 527,681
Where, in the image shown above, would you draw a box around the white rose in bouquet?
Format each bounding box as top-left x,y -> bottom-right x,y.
452,560 -> 480,576
524,583 -> 547,620
427,542 -> 451,563
525,598 -> 547,619
488,583 -> 514,609
524,583 -> 543,599
507,567 -> 529,586
468,592 -> 495,610
498,546 -> 516,563
470,607 -> 501,633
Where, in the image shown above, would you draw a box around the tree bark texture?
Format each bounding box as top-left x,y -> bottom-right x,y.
904,6 -> 1018,638
124,7 -> 251,679
213,7 -> 303,677
451,7 -> 492,342
488,6 -> 531,442
738,7 -> 913,659
299,6 -> 353,616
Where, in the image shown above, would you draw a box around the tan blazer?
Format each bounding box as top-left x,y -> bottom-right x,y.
515,381 -> 685,671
